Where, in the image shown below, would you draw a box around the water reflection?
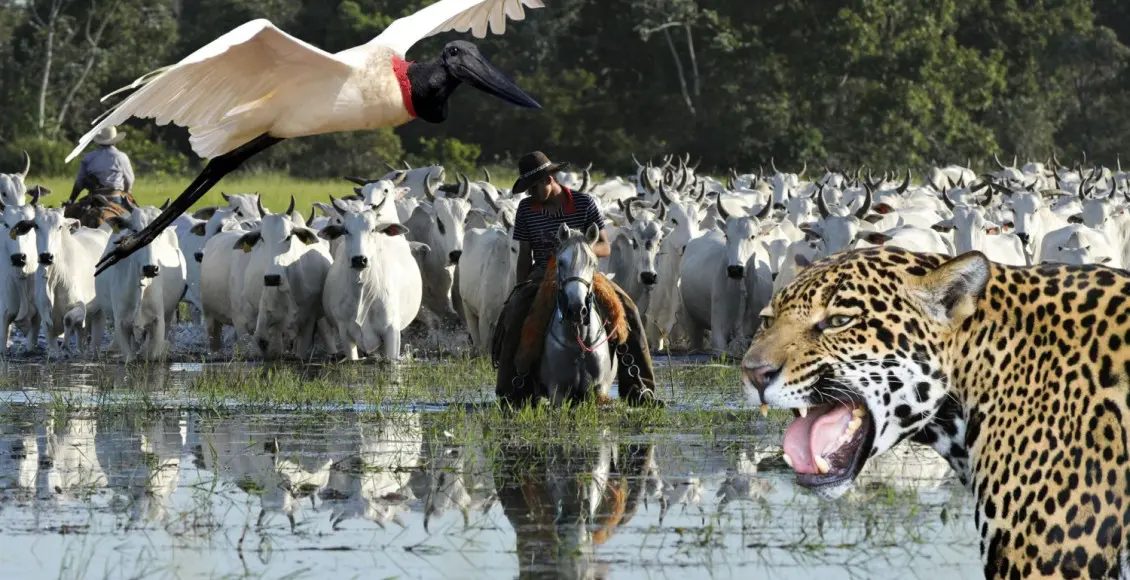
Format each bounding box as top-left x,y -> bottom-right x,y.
0,406 -> 979,578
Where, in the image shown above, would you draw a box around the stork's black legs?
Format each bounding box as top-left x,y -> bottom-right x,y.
95,134 -> 284,275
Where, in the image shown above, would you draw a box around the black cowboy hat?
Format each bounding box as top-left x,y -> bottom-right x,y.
512,151 -> 568,194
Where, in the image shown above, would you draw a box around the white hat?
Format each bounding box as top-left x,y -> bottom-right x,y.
93,126 -> 125,146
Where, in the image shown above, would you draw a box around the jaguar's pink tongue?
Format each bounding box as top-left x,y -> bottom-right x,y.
782,404 -> 856,474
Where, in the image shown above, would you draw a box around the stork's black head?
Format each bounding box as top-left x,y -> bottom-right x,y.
408,41 -> 540,123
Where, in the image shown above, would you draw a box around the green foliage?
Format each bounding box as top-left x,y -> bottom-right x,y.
0,136 -> 74,177
2,0 -> 1130,177
250,128 -> 405,178
410,136 -> 481,176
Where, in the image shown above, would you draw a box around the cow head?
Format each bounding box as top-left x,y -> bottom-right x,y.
1,203 -> 37,279
319,208 -> 411,274
658,191 -> 703,253
421,196 -> 470,266
0,152 -> 48,208
717,198 -> 765,280
346,174 -> 410,219
235,196 -> 321,281
808,184 -> 873,254
31,207 -> 80,268
1004,189 -> 1043,245
107,205 -> 169,286
220,192 -> 263,221
621,202 -> 664,286
375,165 -> 445,200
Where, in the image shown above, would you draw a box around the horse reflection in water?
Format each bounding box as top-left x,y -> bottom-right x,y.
494,434 -> 658,580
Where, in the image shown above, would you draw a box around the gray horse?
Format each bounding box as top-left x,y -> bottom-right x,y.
538,224 -> 617,404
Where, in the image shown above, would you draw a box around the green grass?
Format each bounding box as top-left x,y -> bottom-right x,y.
36,173 -> 354,214
33,164 -> 532,215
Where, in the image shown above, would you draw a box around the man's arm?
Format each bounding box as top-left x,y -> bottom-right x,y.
121,154 -> 135,193
516,241 -> 532,284
592,229 -> 610,258
70,157 -> 88,202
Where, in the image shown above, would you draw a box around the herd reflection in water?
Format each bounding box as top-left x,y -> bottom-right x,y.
0,364 -> 974,578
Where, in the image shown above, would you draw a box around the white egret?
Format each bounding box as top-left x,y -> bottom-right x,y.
74,0 -> 546,274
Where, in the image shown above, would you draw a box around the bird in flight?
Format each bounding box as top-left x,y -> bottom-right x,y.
72,0 -> 546,275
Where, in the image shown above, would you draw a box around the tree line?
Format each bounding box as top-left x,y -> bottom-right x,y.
2,0 -> 1129,179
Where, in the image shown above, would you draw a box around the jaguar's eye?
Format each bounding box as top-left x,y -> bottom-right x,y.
820,315 -> 855,330
760,315 -> 774,328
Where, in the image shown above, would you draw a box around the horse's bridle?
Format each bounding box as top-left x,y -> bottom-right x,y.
557,274 -> 596,326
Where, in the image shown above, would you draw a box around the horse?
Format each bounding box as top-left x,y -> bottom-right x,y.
537,223 -> 618,404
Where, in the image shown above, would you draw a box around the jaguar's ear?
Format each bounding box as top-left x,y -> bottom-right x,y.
915,251 -> 990,323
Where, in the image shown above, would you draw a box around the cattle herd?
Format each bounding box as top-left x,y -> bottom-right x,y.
0,153 -> 1124,362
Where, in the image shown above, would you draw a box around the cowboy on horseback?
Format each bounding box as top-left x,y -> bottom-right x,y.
492,151 -> 660,407
67,126 -> 138,227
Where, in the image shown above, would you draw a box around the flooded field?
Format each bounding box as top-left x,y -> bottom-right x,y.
0,357 -> 980,579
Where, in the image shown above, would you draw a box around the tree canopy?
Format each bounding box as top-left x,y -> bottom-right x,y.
1,0 -> 1128,176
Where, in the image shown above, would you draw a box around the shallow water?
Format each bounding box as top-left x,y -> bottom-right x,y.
0,361 -> 980,579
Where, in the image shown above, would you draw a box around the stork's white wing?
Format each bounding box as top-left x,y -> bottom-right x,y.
371,0 -> 545,57
67,19 -> 353,162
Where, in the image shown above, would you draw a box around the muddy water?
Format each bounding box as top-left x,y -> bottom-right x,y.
0,363 -> 980,579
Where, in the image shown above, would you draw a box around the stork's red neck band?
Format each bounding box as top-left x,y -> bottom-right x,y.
392,55 -> 417,119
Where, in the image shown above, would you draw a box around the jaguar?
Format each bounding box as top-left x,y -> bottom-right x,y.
742,247 -> 1129,578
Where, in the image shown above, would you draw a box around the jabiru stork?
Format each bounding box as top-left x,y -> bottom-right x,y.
71,0 -> 546,275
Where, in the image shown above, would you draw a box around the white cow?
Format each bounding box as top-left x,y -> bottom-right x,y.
459,222 -> 517,354
773,236 -> 825,293
0,203 -> 40,352
806,185 -> 874,254
377,165 -> 445,201
199,229 -> 249,352
218,192 -> 263,221
320,206 -> 423,360
679,199 -> 770,353
607,201 -> 664,308
321,415 -> 421,528
174,207 -> 253,325
1005,189 -> 1068,261
405,193 -> 470,324
98,205 -> 187,362
854,224 -> 954,255
648,189 -> 704,349
0,153 -> 50,208
344,174 -> 411,222
233,198 -> 332,359
1039,224 -> 1122,267
30,207 -> 110,354
935,199 -> 1028,266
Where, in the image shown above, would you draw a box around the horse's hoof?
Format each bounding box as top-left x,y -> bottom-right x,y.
626,389 -> 665,408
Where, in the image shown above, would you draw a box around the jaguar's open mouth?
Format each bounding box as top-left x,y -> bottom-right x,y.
782,402 -> 875,490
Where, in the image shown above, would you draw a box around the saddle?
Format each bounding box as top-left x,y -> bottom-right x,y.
64,191 -> 136,228
514,257 -> 630,374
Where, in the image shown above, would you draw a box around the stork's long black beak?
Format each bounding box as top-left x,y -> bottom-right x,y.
94,134 -> 284,276
456,53 -> 541,109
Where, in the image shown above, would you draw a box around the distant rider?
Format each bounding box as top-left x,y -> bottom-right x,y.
69,125 -> 135,204
492,151 -> 659,407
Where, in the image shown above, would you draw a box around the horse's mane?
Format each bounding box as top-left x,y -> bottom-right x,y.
556,230 -> 598,273
513,233 -> 629,375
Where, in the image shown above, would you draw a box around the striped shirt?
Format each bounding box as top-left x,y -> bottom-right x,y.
513,188 -> 606,267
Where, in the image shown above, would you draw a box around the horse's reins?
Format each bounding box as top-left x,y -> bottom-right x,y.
558,275 -> 616,353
